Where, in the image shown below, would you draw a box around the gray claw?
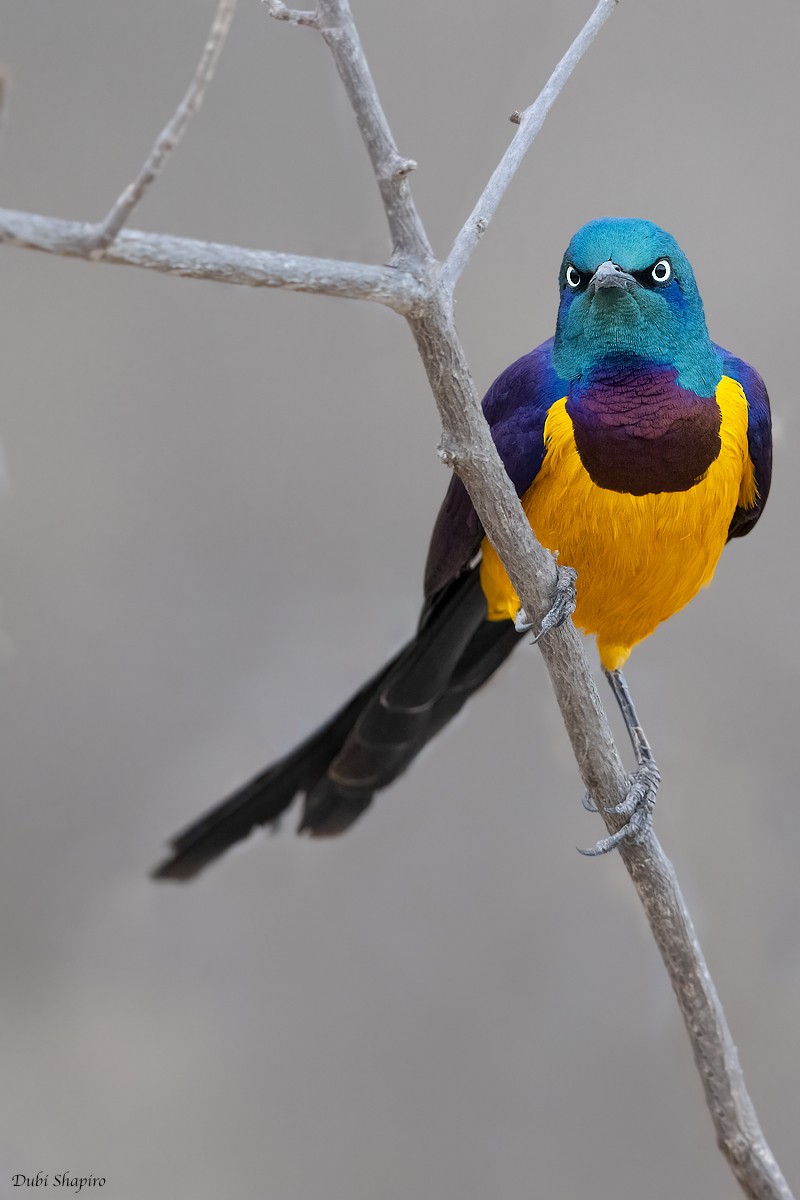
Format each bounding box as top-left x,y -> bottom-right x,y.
604,761 -> 660,819
577,822 -> 633,857
581,790 -> 598,813
578,762 -> 659,857
530,562 -> 578,645
514,608 -> 533,633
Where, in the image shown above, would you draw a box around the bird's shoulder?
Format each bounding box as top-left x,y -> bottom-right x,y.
482,337 -> 567,493
422,338 -> 565,606
715,345 -> 770,413
713,343 -> 772,540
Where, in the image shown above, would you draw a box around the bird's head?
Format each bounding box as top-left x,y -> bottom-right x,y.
552,218 -> 721,394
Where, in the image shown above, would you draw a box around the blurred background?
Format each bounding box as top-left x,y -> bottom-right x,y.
1,0 -> 798,1196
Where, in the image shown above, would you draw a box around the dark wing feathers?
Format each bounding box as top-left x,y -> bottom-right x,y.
423,338 -> 565,603
423,474 -> 482,601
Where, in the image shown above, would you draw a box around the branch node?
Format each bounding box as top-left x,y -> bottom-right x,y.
263,1 -> 320,28
390,156 -> 418,180
315,0 -> 433,263
437,437 -> 463,468
475,217 -> 488,237
509,110 -> 522,125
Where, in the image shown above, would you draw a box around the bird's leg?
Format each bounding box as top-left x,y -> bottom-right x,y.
579,668 -> 660,856
514,558 -> 577,642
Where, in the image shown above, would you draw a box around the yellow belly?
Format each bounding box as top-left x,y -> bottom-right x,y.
480,375 -> 757,671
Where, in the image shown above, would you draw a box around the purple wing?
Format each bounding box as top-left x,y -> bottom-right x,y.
423,337 -> 567,601
715,345 -> 772,540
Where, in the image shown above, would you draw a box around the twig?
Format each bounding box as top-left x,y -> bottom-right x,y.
312,0 -> 432,264
82,0 -> 238,257
0,208 -> 423,311
263,1 -> 319,28
441,0 -> 618,291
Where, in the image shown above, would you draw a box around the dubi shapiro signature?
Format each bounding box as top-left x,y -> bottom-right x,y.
11,1174 -> 105,1193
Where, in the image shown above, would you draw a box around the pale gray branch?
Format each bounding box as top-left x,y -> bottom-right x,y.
83,0 -> 238,256
264,1 -> 319,28
442,0 -> 618,291
314,0 -> 432,264
624,841 -> 793,1200
0,208 -> 422,310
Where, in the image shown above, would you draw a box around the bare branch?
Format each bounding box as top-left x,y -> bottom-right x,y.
441,0 -> 617,291
314,0 -> 432,265
264,1 -> 319,28
83,0 -> 238,257
0,208 -> 423,311
624,840 -> 795,1200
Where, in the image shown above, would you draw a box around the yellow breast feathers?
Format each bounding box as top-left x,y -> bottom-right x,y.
480,375 -> 757,671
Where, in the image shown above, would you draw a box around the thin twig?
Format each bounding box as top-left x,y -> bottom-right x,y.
314,0 -> 431,264
83,0 -> 238,257
441,0 -> 617,291
0,208 -> 423,311
264,1 -> 319,28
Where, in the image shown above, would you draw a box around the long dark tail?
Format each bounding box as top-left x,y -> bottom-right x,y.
153,569 -> 520,880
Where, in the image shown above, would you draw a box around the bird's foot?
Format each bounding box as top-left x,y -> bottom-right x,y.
514,560 -> 577,642
578,760 -> 660,857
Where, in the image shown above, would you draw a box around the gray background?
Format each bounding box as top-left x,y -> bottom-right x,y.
1,1 -> 798,1196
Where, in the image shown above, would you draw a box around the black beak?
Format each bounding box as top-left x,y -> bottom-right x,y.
588,260 -> 636,295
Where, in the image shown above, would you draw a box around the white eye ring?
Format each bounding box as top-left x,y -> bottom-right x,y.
651,258 -> 671,284
565,264 -> 582,289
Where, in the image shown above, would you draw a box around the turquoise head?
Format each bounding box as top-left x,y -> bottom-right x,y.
552,218 -> 722,395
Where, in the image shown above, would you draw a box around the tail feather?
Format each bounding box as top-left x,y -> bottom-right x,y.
153,568 -> 520,879
151,653 -> 403,880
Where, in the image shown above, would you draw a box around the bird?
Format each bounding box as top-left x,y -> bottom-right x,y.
153,217 -> 772,880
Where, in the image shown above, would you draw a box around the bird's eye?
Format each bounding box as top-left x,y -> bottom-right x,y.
651,258 -> 671,284
565,265 -> 583,290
